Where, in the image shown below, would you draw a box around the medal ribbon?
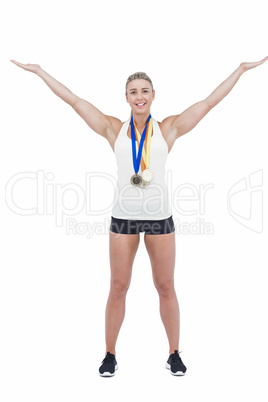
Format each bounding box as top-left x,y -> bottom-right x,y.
131,114 -> 151,174
134,118 -> 153,171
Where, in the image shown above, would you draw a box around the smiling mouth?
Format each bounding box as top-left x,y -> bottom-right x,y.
136,103 -> 146,107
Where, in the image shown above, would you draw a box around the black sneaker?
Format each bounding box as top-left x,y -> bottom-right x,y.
99,352 -> 118,377
166,350 -> 187,375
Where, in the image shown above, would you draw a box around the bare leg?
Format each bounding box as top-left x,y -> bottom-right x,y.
105,231 -> 140,354
144,231 -> 180,354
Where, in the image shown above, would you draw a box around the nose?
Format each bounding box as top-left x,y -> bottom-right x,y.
136,92 -> 144,101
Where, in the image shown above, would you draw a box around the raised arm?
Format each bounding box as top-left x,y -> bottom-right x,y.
163,56 -> 268,139
10,60 -> 121,140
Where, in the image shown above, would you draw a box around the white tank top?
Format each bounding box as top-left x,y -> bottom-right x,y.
111,117 -> 172,220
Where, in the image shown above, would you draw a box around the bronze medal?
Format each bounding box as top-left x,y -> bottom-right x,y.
130,174 -> 142,186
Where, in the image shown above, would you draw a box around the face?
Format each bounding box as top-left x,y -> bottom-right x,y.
126,79 -> 155,115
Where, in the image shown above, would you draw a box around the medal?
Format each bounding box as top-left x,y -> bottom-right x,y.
130,173 -> 142,186
130,114 -> 151,187
139,179 -> 150,188
141,168 -> 154,182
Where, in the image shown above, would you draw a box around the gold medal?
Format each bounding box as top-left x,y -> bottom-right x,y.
139,179 -> 150,188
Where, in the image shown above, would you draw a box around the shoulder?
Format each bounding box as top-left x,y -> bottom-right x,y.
106,115 -> 124,135
105,116 -> 128,150
157,115 -> 180,136
156,115 -> 182,153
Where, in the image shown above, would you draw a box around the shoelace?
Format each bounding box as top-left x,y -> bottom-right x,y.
102,352 -> 115,365
170,350 -> 183,364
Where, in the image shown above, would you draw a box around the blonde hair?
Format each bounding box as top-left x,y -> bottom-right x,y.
125,72 -> 153,94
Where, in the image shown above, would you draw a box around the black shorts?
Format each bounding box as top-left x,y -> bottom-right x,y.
110,215 -> 175,235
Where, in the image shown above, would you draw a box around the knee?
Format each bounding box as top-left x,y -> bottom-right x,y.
155,279 -> 175,299
110,279 -> 130,299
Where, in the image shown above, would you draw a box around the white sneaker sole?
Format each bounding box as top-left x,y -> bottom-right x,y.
165,362 -> 186,376
99,364 -> 118,377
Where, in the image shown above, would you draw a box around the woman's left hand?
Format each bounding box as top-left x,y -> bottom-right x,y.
240,56 -> 268,72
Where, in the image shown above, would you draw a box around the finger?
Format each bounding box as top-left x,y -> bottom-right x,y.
249,58 -> 267,68
10,60 -> 24,67
256,56 -> 268,65
10,60 -> 30,70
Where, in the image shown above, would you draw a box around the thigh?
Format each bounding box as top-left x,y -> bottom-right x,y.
109,231 -> 140,285
144,232 -> 176,285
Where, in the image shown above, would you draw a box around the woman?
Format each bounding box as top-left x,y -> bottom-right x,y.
11,56 -> 268,377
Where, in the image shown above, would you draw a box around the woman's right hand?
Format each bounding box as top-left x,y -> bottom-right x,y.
10,60 -> 41,74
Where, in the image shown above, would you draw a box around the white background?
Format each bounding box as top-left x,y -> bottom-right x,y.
1,0 -> 268,400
